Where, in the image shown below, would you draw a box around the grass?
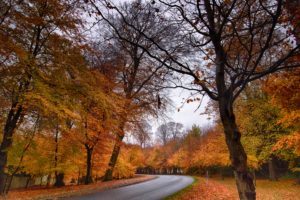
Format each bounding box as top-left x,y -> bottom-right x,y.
165,176 -> 300,200
164,176 -> 198,200
212,177 -> 300,200
167,177 -> 300,200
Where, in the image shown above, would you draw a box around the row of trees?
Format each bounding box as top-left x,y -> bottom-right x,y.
0,0 -> 171,194
0,0 -> 299,199
92,0 -> 300,199
141,75 -> 299,182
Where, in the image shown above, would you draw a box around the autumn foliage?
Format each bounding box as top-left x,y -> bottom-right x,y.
0,0 -> 300,199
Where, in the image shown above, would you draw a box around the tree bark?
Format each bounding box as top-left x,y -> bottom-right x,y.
219,96 -> 256,200
103,134 -> 124,181
77,169 -> 81,185
53,125 -> 64,187
25,176 -> 32,188
84,145 -> 93,184
54,173 -> 65,187
46,174 -> 51,187
0,105 -> 22,194
212,32 -> 256,198
103,121 -> 125,181
268,156 -> 278,181
6,175 -> 14,193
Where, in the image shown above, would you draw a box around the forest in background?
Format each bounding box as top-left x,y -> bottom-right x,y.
0,0 -> 299,199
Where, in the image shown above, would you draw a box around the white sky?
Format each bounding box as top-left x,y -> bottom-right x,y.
124,88 -> 213,144
168,89 -> 212,129
125,88 -> 213,144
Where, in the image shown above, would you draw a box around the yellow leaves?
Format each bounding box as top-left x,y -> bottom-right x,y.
24,91 -> 80,121
247,155 -> 259,170
167,148 -> 187,168
277,111 -> 300,127
113,147 -> 137,179
192,132 -> 231,168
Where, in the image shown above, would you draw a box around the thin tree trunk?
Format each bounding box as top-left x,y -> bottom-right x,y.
268,156 -> 278,181
53,125 -> 65,187
219,97 -> 256,200
253,171 -> 256,187
46,174 -> 51,187
6,121 -> 37,193
0,105 -> 23,194
6,175 -> 14,193
77,168 -> 81,185
84,145 -> 93,184
25,176 -> 32,188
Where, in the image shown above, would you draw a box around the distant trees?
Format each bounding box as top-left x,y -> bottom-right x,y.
132,120 -> 152,148
138,124 -> 232,175
156,121 -> 184,145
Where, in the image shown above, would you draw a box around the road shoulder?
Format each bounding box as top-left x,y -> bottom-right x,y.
163,176 -> 196,200
2,175 -> 157,200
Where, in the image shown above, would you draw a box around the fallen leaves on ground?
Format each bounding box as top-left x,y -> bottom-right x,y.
1,175 -> 156,200
171,177 -> 236,200
170,177 -> 300,200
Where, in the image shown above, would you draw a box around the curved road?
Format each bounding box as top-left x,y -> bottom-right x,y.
65,175 -> 194,200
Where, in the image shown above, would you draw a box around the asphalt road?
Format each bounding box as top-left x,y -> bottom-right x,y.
65,175 -> 194,200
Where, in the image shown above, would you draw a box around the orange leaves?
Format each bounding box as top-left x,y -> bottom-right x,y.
263,70 -> 300,158
172,177 -> 237,200
176,177 -> 300,200
186,98 -> 201,104
192,131 -> 230,168
146,126 -> 232,171
273,131 -> 300,156
112,145 -> 145,179
264,70 -> 300,112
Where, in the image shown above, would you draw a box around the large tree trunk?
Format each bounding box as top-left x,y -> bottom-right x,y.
219,97 -> 256,200
103,122 -> 126,181
103,134 -> 124,181
84,145 -> 93,184
0,105 -> 22,194
268,156 -> 278,181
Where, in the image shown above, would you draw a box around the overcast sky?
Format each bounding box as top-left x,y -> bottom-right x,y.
150,88 -> 213,132
125,88 -> 213,144
168,89 -> 212,129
